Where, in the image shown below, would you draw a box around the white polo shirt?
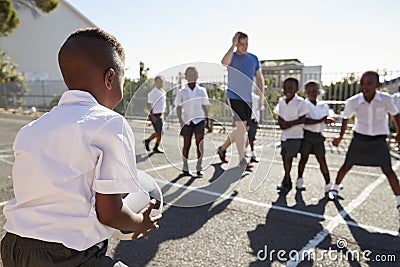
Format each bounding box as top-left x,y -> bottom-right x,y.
273,94 -> 309,141
3,90 -> 140,251
174,85 -> 209,125
343,91 -> 398,136
251,93 -> 261,122
392,92 -> 400,110
147,87 -> 166,114
304,99 -> 329,133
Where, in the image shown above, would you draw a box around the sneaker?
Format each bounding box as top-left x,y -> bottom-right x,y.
217,147 -> 228,163
182,170 -> 191,176
153,146 -> 164,153
196,170 -> 204,177
296,178 -> 306,191
250,156 -> 259,163
327,189 -> 338,201
277,179 -> 292,194
144,139 -> 150,151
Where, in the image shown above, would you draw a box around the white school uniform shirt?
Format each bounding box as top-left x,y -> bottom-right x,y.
251,93 -> 261,122
343,91 -> 398,136
273,94 -> 309,141
304,99 -> 329,133
3,90 -> 141,251
392,92 -> 400,111
174,84 -> 209,125
147,87 -> 166,114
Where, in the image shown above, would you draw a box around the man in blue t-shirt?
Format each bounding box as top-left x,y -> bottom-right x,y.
217,31 -> 264,170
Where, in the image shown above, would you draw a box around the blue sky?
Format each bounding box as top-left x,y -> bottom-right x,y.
65,0 -> 399,79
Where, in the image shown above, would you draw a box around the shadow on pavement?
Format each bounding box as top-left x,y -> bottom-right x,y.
113,164 -> 245,266
247,192 -> 330,266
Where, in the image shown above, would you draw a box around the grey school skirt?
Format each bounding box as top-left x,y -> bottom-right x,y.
344,131 -> 391,167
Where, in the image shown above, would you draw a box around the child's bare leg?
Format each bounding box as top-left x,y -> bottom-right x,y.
284,155 -> 294,179
328,163 -> 352,200
298,153 -> 309,178
316,154 -> 330,184
335,163 -> 352,185
381,166 -> 400,212
381,166 -> 400,195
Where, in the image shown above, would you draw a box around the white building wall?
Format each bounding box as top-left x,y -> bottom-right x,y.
0,0 -> 95,81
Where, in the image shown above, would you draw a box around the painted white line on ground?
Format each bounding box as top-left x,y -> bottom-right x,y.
154,175 -> 400,238
286,160 -> 400,267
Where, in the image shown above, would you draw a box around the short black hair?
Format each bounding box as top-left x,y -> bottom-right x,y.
58,28 -> 125,88
361,70 -> 379,82
283,76 -> 299,89
304,80 -> 320,90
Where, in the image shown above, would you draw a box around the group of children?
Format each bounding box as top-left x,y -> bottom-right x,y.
2,26 -> 400,266
274,72 -> 400,215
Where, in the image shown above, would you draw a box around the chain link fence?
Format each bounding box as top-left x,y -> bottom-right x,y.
1,70 -> 399,134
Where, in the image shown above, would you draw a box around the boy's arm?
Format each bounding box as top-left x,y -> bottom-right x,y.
147,103 -> 156,123
305,116 -> 335,125
176,106 -> 184,126
284,115 -> 306,129
202,104 -> 210,130
391,113 -> 400,145
95,193 -> 161,239
305,116 -> 326,125
332,118 -> 349,146
277,116 -> 287,129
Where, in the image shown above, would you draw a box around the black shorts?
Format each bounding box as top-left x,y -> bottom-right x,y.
0,232 -> 121,266
344,132 -> 391,167
150,113 -> 163,133
248,119 -> 258,141
229,99 -> 252,122
180,120 -> 205,137
300,130 -> 326,155
281,139 -> 302,158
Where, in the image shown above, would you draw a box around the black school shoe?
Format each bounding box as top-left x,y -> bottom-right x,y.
196,171 -> 204,177
143,139 -> 150,151
250,156 -> 259,163
277,179 -> 292,194
153,145 -> 164,153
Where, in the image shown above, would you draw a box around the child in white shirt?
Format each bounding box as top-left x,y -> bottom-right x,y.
273,77 -> 309,193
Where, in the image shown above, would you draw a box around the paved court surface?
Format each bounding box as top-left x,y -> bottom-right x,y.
1,112 -> 400,266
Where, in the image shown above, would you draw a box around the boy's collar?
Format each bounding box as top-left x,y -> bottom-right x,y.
59,90 -> 98,105
357,90 -> 381,104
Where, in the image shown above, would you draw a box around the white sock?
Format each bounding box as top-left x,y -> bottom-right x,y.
396,195 -> 400,207
332,183 -> 340,191
252,150 -> 256,157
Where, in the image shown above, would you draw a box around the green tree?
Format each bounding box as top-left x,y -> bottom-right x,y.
1,0 -> 58,37
323,73 -> 359,102
114,62 -> 151,114
0,0 -> 19,37
0,50 -> 28,108
13,0 -> 58,14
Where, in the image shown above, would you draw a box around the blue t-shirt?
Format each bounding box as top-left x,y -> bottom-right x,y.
226,52 -> 260,102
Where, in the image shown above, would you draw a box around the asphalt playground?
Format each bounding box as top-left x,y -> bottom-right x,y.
1,112 -> 400,266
